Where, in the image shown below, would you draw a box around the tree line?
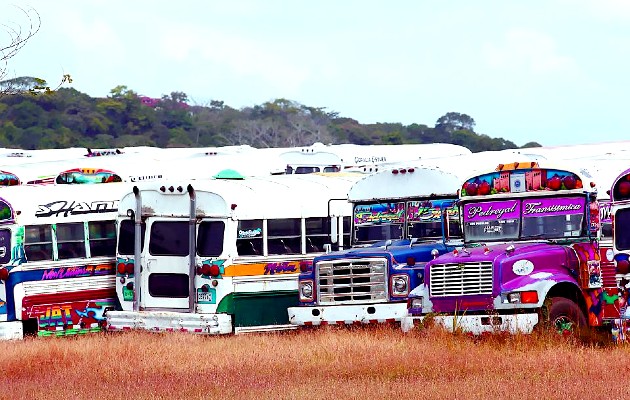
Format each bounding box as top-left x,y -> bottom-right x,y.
0,83 -> 540,151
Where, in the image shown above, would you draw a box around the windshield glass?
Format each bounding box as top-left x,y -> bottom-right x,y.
463,199 -> 520,242
353,202 -> 405,244
615,208 -> 630,251
407,200 -> 457,240
463,196 -> 588,243
521,197 -> 585,239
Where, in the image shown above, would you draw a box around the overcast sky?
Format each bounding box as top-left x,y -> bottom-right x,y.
3,0 -> 630,147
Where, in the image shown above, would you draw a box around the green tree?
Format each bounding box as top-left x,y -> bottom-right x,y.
435,112 -> 476,133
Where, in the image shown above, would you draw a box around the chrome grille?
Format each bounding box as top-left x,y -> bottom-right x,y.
317,257 -> 388,304
430,262 -> 493,297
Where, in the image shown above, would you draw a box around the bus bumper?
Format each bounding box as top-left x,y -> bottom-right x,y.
105,310 -> 233,335
288,302 -> 408,326
401,313 -> 539,334
0,321 -> 23,340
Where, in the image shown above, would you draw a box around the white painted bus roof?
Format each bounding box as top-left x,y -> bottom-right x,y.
119,173 -> 364,219
347,167 -> 461,202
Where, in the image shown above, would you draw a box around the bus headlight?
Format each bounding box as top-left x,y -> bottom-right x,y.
391,274 -> 409,297
299,280 -> 314,301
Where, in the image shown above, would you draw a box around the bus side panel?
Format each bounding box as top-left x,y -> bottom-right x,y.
217,290 -> 298,327
22,289 -> 116,335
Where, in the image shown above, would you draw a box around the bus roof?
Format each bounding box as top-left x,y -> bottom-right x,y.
347,166 -> 460,203
119,173 -> 365,219
459,164 -> 597,199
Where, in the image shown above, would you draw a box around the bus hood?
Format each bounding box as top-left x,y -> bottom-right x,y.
430,241 -> 567,265
315,241 -> 453,265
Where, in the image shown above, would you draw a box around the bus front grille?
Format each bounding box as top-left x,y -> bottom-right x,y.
430,262 -> 493,297
317,257 -> 388,304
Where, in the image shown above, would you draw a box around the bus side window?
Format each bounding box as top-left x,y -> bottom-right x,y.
236,240 -> 261,256
24,225 -> 53,262
268,218 -> 301,255
57,222 -> 87,259
197,221 -> 225,257
306,217 -> 331,253
237,219 -> 263,256
342,217 -> 351,247
89,220 -> 116,257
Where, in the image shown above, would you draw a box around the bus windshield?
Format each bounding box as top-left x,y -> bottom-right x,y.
615,208 -> 630,251
463,196 -> 587,243
353,200 -> 457,245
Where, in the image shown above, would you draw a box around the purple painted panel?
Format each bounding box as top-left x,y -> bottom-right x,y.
522,197 -> 584,218
463,200 -> 520,222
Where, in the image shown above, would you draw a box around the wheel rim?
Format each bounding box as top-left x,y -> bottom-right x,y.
553,316 -> 575,336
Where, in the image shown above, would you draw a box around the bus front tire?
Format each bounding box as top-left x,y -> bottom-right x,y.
546,297 -> 587,336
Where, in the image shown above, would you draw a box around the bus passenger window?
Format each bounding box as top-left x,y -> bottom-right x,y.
197,221 -> 225,257
306,217 -> 330,253
89,220 -> 116,257
24,225 -> 53,262
237,219 -> 263,256
268,218 -> 301,255
118,220 -> 146,255
57,223 -> 86,259
236,240 -> 261,256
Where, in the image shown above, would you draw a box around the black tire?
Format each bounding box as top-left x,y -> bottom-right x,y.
547,297 -> 587,336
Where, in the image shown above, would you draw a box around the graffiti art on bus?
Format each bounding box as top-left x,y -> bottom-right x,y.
461,169 -> 583,197
36,200 -> 118,218
354,202 -> 405,225
223,261 -> 301,277
26,299 -> 115,331
42,264 -> 114,280
264,262 -> 298,275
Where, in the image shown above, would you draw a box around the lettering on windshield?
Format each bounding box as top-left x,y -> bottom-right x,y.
522,198 -> 583,217
464,200 -> 520,222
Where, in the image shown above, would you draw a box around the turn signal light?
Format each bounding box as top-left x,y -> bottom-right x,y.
520,291 -> 539,303
208,264 -> 220,277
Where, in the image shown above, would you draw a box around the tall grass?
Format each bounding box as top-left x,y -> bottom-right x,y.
1,325 -> 629,400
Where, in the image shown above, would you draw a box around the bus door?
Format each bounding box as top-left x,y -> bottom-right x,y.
140,217 -> 191,310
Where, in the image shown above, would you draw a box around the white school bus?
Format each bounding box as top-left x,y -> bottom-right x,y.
0,182 -> 130,339
105,172 -> 363,334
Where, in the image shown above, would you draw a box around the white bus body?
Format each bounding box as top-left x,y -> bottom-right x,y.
106,173 -> 364,334
0,182 -> 129,339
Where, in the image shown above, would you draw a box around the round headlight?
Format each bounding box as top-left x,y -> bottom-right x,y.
393,276 -> 408,292
300,282 -> 313,298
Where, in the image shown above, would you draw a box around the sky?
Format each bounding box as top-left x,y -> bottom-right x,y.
2,0 -> 630,147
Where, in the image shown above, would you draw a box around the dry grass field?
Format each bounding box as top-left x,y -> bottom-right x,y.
1,325 -> 629,400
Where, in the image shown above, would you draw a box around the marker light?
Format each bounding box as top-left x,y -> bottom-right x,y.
117,263 -> 126,275
208,264 -> 220,277
125,263 -> 134,275
0,267 -> 9,281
